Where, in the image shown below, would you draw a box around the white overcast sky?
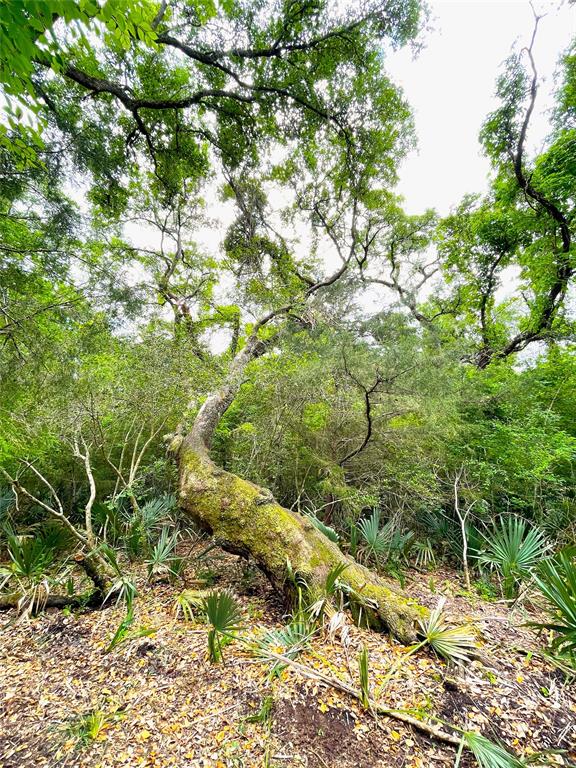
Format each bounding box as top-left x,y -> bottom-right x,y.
386,0 -> 575,215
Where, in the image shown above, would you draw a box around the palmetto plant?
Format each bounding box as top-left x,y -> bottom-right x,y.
1,534 -> 58,615
357,509 -> 385,563
145,527 -> 180,580
456,731 -> 525,768
99,543 -> 138,610
104,575 -> 137,612
477,517 -> 551,598
422,509 -> 458,554
303,512 -> 339,543
104,605 -> 156,653
140,494 -> 176,535
358,645 -> 370,709
122,493 -> 177,557
374,598 -> 475,700
388,527 -> 414,561
308,562 -> 350,624
356,509 -> 394,566
99,545 -> 156,653
203,590 -> 243,663
174,589 -> 202,622
325,561 -> 349,598
357,510 -> 414,571
261,620 -> 312,656
39,522 -> 75,555
6,534 -> 56,579
418,598 -> 476,664
259,619 -> 313,677
412,538 -> 436,569
531,547 -> 576,658
349,522 -> 359,558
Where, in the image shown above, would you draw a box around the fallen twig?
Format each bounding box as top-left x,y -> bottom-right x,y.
257,647 -> 462,747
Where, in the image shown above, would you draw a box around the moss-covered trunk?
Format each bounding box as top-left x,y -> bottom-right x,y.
177,443 -> 423,642
176,331 -> 424,642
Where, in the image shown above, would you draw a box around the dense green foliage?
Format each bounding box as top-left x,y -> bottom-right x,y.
0,0 -> 575,678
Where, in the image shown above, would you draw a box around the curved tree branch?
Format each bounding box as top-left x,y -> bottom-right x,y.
339,357 -> 383,466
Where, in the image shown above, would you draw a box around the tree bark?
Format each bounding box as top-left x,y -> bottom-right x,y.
0,590 -> 103,613
176,334 -> 425,643
0,556 -> 107,613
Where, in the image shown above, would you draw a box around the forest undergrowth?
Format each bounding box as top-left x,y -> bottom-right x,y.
1,543 -> 575,768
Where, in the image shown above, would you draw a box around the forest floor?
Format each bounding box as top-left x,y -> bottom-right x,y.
1,546 -> 575,768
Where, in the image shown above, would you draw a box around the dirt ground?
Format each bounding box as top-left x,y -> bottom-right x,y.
1,551 -> 575,768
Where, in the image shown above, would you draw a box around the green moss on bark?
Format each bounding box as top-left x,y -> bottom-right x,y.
178,445 -> 424,642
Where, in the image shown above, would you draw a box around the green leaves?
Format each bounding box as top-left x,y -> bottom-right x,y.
358,645 -> 371,709
203,590 -> 243,663
532,130 -> 576,208
477,517 -> 550,599
356,509 -> 412,569
480,52 -> 529,165
6,533 -> 56,580
417,598 -> 476,664
304,512 -> 339,543
0,0 -> 158,163
258,619 -> 312,678
461,731 -> 525,768
430,17 -> 576,369
104,604 -> 157,653
145,527 -> 180,581
2,532 -> 60,616
357,509 -> 388,564
532,547 -> 576,657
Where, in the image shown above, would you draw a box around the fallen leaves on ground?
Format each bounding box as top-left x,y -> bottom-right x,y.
0,557 -> 575,768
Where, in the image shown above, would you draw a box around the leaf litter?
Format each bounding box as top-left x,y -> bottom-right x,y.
1,554 -> 575,768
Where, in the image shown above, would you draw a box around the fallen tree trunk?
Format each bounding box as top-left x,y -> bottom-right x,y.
0,591 -> 102,612
173,284 -> 427,641
176,439 -> 424,643
0,554 -> 108,614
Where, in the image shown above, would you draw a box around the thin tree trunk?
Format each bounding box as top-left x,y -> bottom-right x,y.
176,334 -> 425,643
73,435 -> 96,546
453,469 -> 474,592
